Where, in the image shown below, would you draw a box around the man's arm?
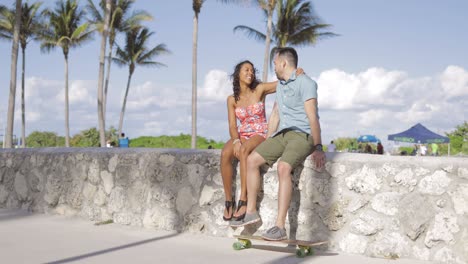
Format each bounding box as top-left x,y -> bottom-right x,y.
304,99 -> 326,170
266,102 -> 279,138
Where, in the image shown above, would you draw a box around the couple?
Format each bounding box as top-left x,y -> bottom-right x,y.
221,47 -> 326,241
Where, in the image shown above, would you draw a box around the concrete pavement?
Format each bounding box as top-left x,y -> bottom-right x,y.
1,209 -> 434,264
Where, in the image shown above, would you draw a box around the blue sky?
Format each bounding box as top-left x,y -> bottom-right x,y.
0,0 -> 467,150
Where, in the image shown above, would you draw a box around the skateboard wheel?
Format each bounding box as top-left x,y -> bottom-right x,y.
307,248 -> 314,256
296,248 -> 307,258
233,242 -> 243,250
243,239 -> 252,248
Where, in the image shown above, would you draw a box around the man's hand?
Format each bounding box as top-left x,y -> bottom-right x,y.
311,149 -> 326,172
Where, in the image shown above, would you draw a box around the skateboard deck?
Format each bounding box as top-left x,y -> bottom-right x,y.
233,235 -> 328,258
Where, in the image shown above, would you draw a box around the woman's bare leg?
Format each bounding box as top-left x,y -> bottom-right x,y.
233,135 -> 265,219
221,139 -> 235,219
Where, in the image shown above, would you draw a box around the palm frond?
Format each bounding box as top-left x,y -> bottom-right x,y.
233,25 -> 266,42
138,43 -> 171,63
71,22 -> 89,39
138,61 -> 167,68
86,0 -> 103,24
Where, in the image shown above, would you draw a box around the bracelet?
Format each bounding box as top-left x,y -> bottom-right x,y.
233,139 -> 241,145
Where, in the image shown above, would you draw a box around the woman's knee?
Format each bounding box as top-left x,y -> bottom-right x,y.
221,146 -> 233,162
238,145 -> 250,159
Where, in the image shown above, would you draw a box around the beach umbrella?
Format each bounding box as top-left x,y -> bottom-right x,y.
357,135 -> 380,143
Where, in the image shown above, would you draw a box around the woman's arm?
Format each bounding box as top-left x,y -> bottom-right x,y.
257,68 -> 305,97
266,102 -> 279,138
227,96 -> 239,140
258,81 -> 278,96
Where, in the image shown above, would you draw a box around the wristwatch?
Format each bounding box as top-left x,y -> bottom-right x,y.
314,144 -> 323,151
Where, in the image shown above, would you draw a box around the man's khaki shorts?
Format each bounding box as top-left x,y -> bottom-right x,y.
255,129 -> 314,168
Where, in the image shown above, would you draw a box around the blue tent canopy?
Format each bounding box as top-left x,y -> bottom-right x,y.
357,135 -> 380,143
387,123 -> 450,144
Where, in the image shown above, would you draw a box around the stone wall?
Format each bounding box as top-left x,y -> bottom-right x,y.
0,148 -> 467,263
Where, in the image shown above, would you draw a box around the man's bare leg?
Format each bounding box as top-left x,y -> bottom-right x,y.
275,161 -> 293,228
246,151 -> 266,214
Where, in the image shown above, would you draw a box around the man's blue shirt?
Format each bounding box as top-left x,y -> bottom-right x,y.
274,72 -> 319,136
119,138 -> 129,148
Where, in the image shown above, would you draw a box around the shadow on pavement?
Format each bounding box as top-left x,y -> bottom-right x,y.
262,250 -> 339,264
0,208 -> 32,221
43,233 -> 180,264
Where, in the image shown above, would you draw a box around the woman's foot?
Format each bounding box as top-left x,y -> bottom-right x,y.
233,200 -> 247,220
223,198 -> 235,221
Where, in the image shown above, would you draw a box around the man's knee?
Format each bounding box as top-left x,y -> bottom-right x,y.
277,161 -> 292,179
247,151 -> 265,169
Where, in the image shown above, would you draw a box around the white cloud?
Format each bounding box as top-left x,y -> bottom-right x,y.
54,80 -> 95,106
198,70 -> 231,102
358,109 -> 387,127
440,65 -> 468,98
317,67 -> 407,110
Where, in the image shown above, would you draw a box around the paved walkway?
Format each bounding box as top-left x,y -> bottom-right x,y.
1,209 -> 434,264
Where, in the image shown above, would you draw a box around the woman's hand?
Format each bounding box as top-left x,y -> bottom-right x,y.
233,139 -> 242,159
296,67 -> 305,76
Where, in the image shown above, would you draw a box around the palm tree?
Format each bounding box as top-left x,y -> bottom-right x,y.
3,0 -> 21,148
96,0 -> 111,148
112,27 -> 170,137
257,0 -> 276,82
0,1 -> 43,148
191,0 -> 241,149
234,0 -> 337,65
191,0 -> 202,150
86,0 -> 152,118
40,0 -> 93,147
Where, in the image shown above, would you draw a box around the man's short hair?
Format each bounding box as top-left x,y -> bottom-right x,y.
276,47 -> 298,68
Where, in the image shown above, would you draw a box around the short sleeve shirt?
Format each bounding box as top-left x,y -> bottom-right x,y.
274,72 -> 318,136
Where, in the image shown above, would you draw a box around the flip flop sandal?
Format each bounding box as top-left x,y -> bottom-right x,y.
223,198 -> 236,221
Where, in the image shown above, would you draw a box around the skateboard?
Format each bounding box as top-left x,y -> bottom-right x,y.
233,235 -> 328,258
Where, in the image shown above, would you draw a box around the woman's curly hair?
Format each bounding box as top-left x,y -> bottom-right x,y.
231,60 -> 260,102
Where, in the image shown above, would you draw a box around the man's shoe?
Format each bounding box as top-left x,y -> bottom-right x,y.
262,226 -> 287,241
229,211 -> 261,227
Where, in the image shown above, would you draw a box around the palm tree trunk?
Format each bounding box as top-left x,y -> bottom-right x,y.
191,13 -> 199,149
117,72 -> 133,137
64,54 -> 70,147
21,46 -> 26,148
5,0 -> 22,149
103,42 -> 113,118
262,5 -> 273,82
98,0 -> 111,148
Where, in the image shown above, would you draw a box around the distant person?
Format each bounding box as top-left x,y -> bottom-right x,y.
220,60 -> 304,221
365,144 -> 373,154
106,140 -> 113,148
119,133 -> 129,148
377,142 -> 384,154
328,140 -> 336,152
419,144 -> 427,156
431,143 -> 439,156
411,144 -> 418,156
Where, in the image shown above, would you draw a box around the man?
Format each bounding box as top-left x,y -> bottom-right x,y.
431,143 -> 438,156
230,47 -> 326,241
119,133 -> 129,148
328,140 -> 336,152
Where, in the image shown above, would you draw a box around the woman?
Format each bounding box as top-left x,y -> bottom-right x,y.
221,60 -> 302,221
